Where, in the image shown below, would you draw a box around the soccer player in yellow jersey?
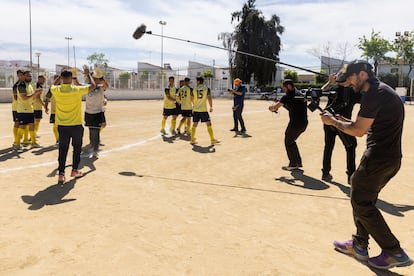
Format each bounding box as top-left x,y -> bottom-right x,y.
176,77 -> 193,135
190,76 -> 219,145
44,75 -> 60,144
51,69 -> 96,184
15,71 -> 43,149
160,76 -> 178,135
32,75 -> 46,144
12,69 -> 25,148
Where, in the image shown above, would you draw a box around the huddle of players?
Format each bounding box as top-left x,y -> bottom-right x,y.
12,69 -> 46,149
161,76 -> 219,145
11,68 -> 107,155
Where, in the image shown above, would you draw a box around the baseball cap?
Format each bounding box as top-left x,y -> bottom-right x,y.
282,79 -> 294,86
336,60 -> 373,83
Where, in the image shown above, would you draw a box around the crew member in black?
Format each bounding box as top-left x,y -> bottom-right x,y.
322,60 -> 412,270
320,74 -> 361,183
269,79 -> 308,170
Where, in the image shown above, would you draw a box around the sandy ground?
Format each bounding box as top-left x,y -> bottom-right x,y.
0,98 -> 413,276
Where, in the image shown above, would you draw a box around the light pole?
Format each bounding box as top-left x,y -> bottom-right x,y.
159,20 -> 166,89
29,0 -> 33,71
65,37 -> 72,67
395,31 -> 409,87
35,52 -> 41,78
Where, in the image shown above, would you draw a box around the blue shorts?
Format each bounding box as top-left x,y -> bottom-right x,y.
193,112 -> 210,123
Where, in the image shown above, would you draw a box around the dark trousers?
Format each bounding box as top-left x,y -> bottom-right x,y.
322,125 -> 357,176
284,123 -> 307,167
89,127 -> 100,151
58,125 -> 84,174
351,155 -> 401,253
232,105 -> 245,130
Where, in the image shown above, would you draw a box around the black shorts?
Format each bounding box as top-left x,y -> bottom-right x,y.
193,112 -> 210,123
181,110 -> 193,117
85,112 -> 104,128
163,108 -> 178,116
17,113 -> 35,125
12,111 -> 18,122
34,110 -> 42,119
50,114 -> 55,124
101,112 -> 106,124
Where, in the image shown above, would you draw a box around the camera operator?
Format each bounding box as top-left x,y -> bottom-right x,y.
321,60 -> 411,269
269,79 -> 308,171
321,74 -> 361,183
228,78 -> 246,133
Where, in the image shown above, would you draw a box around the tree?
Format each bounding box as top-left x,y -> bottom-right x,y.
202,69 -> 214,79
307,41 -> 353,74
315,70 -> 328,84
86,52 -> 109,68
357,30 -> 390,75
119,72 -> 131,89
230,0 -> 284,86
218,32 -> 235,80
393,31 -> 414,84
283,69 -> 298,83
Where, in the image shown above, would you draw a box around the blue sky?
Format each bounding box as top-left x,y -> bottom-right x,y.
0,0 -> 412,74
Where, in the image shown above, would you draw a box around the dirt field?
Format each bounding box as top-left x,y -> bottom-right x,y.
0,99 -> 413,275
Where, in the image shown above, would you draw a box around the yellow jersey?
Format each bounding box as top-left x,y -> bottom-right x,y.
191,84 -> 210,112
16,82 -> 34,113
178,85 -> 192,111
51,84 -> 89,126
163,86 -> 177,109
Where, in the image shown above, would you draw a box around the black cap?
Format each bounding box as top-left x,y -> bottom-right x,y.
282,79 -> 294,86
336,60 -> 373,83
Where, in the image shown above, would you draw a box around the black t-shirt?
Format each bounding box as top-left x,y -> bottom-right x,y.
280,88 -> 308,127
358,78 -> 404,158
325,86 -> 361,118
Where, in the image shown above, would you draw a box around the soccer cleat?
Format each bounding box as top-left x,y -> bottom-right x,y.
333,240 -> 369,261
229,128 -> 238,132
281,165 -> 300,171
22,141 -> 30,147
176,128 -> 181,135
240,128 -> 246,133
190,139 -> 198,145
171,129 -> 177,136
58,174 -> 66,184
70,170 -> 84,178
31,143 -> 42,149
368,249 -> 413,270
160,129 -> 167,135
12,144 -> 22,150
211,139 -> 221,145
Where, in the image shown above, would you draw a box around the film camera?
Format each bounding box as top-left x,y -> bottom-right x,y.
301,88 -> 337,113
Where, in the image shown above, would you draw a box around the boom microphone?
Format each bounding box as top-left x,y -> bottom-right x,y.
132,24 -> 147,40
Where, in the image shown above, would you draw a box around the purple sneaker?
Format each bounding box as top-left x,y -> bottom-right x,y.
368,249 -> 413,270
333,239 -> 368,261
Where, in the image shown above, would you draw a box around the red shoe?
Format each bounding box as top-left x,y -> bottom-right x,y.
58,174 -> 65,184
71,170 -> 84,178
